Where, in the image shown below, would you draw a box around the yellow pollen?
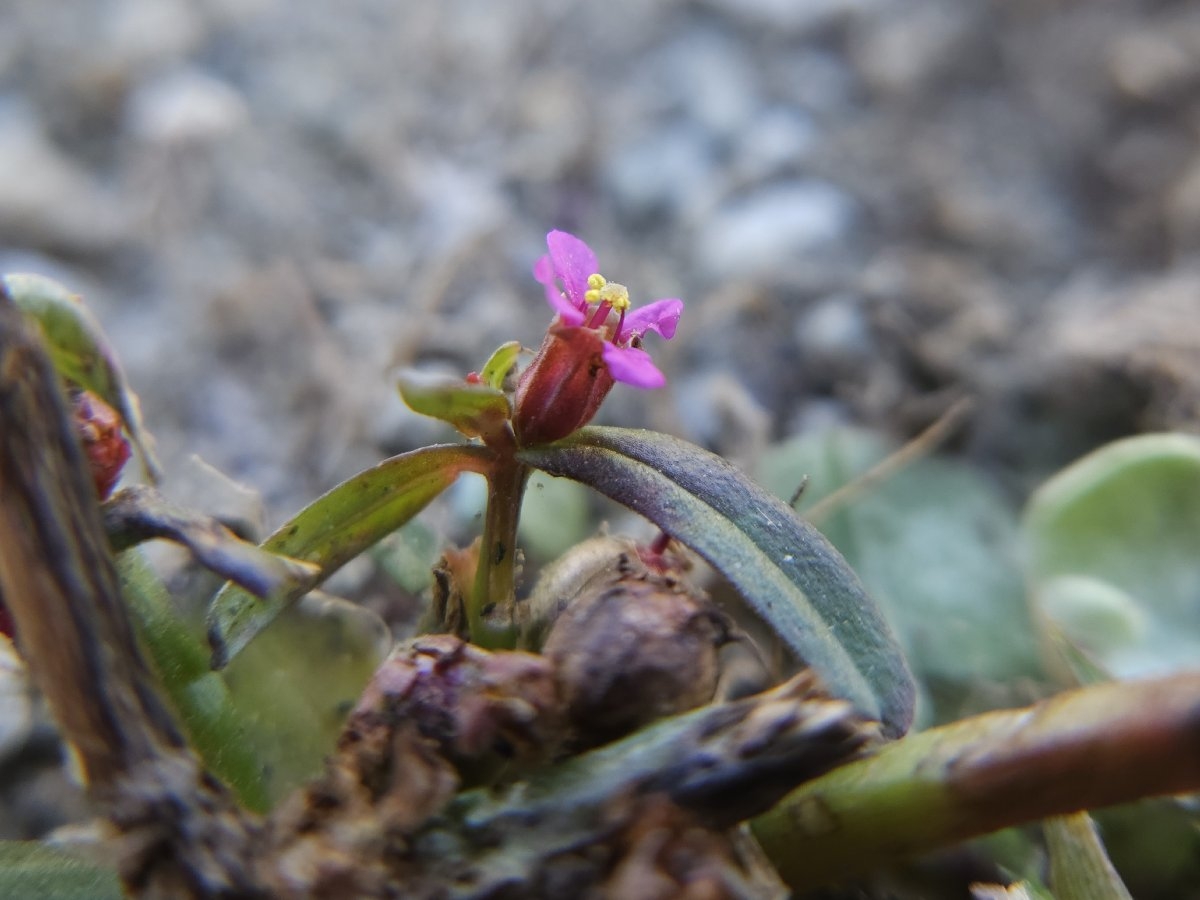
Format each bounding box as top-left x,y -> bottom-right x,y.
583,273 -> 631,311
602,282 -> 631,312
584,273 -> 607,305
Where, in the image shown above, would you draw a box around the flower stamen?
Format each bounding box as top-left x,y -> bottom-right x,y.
584,273 -> 607,305
583,274 -> 632,329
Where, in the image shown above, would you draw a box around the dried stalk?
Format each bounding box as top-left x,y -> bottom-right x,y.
0,290 -> 262,897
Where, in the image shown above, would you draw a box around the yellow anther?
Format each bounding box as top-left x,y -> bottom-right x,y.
584,273 -> 607,305
600,282 -> 631,312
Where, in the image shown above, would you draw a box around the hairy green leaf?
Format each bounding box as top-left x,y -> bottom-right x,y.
208,444 -> 490,668
0,842 -> 121,899
518,426 -> 915,736
1046,813 -> 1133,900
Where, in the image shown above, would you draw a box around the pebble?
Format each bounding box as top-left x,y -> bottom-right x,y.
1108,20 -> 1200,102
731,107 -> 817,182
699,0 -> 877,35
673,371 -> 771,464
693,180 -> 858,279
126,68 -> 249,146
605,124 -> 717,222
796,293 -> 873,373
0,102 -> 128,251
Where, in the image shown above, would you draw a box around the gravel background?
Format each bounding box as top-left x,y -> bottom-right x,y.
2,0 -> 1200,842
5,0 -> 1200,518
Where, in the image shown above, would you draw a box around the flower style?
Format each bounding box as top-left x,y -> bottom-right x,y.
532,230 -> 682,389
514,231 -> 683,446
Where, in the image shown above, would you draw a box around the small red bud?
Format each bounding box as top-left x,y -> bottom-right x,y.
71,389 -> 131,499
513,325 -> 615,446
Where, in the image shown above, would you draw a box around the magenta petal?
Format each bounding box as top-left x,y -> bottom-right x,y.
601,343 -> 666,389
533,252 -> 587,325
621,298 -> 683,341
546,230 -> 598,305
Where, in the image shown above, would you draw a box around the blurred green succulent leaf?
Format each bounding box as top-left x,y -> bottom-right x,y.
758,427 -> 1043,715
220,591 -> 390,806
1023,433 -> 1200,680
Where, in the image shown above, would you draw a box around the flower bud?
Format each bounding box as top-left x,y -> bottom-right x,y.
513,325 -> 614,446
71,388 -> 131,498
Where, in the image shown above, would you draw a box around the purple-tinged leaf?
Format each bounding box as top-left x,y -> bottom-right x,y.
519,426 -> 915,737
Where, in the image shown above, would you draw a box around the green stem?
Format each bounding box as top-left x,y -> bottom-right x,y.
469,454 -> 527,649
751,673 -> 1200,891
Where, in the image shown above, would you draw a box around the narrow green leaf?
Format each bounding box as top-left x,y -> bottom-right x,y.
1045,813 -> 1133,900
0,842 -> 121,900
479,340 -> 522,389
397,370 -> 511,439
518,426 -> 915,737
4,272 -> 161,481
208,444 -> 490,668
118,551 -> 272,810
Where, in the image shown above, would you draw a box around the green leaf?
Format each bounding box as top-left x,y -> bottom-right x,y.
4,272 -> 161,481
371,520 -> 441,594
759,428 -> 1043,718
0,842 -> 121,899
519,473 -> 593,562
220,592 -> 390,806
208,444 -> 490,668
479,340 -> 522,390
118,550 -> 273,810
397,370 -> 511,439
1023,433 -> 1200,680
518,426 -> 915,737
1045,813 -> 1133,900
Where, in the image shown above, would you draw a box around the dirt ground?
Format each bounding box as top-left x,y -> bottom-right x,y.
2,0 -> 1199,843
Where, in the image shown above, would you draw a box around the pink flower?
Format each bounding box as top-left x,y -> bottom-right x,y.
532,230 -> 682,389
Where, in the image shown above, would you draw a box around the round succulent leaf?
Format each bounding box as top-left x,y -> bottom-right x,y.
1023,433 -> 1200,679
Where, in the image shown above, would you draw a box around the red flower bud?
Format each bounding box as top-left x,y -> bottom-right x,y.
71,388 -> 131,499
512,324 -> 615,446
